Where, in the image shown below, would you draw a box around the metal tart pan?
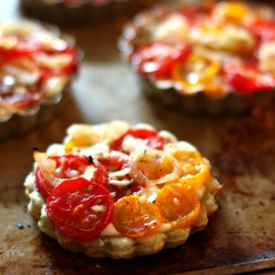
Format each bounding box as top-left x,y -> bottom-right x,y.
20,0 -> 159,26
118,1 -> 275,116
0,20 -> 83,139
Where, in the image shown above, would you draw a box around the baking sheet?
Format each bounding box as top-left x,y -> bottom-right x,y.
1,1 -> 275,274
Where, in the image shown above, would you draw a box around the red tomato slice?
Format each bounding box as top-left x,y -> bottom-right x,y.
35,154 -> 108,198
0,57 -> 45,109
38,47 -> 79,80
111,127 -> 169,152
35,168 -> 54,199
91,157 -> 109,187
0,46 -> 78,109
46,177 -> 114,241
0,45 -> 41,60
245,18 -> 275,42
113,195 -> 163,238
131,40 -> 191,79
223,62 -> 275,95
0,35 -> 45,60
180,5 -> 212,25
98,151 -> 144,202
0,82 -> 45,109
128,127 -> 169,150
98,150 -> 129,172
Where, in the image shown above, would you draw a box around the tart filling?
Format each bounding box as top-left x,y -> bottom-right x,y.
24,121 -> 222,258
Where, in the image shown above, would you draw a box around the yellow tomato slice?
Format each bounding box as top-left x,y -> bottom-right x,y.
172,53 -> 222,95
113,195 -> 163,238
164,143 -> 210,188
65,137 -> 94,153
155,153 -> 176,179
185,54 -> 220,84
202,83 -> 227,97
155,183 -> 200,229
179,156 -> 211,189
64,137 -> 75,152
64,137 -> 93,152
212,1 -> 251,23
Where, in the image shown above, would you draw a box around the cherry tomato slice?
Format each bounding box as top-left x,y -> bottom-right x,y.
98,151 -> 144,202
0,44 -> 41,60
98,150 -> 129,172
89,156 -> 109,187
111,127 -> 169,152
180,5 -> 213,25
0,57 -> 45,109
128,127 -> 169,150
131,40 -> 191,79
172,53 -> 221,95
179,157 -> 210,189
35,154 -> 108,198
211,1 -> 251,24
0,44 -> 78,109
38,47 -> 79,79
46,177 -> 114,241
35,168 -> 54,199
113,195 -> 163,238
155,183 -> 200,229
223,62 -> 275,95
170,149 -> 211,188
0,82 -> 45,109
35,154 -> 88,198
245,18 -> 275,42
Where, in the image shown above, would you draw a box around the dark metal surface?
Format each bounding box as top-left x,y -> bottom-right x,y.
1,1 -> 275,274
20,0 -> 159,27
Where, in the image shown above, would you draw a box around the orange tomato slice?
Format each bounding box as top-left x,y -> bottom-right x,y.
155,183 -> 200,229
172,53 -> 220,85
155,153 -> 176,179
64,137 -> 90,152
172,53 -> 223,95
212,1 -> 251,23
165,145 -> 210,188
64,137 -> 74,152
113,195 -> 163,238
179,155 -> 211,189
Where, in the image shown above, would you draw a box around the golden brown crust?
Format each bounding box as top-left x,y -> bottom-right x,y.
25,175 -> 220,258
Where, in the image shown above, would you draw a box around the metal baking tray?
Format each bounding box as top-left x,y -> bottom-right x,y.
1,0 -> 275,274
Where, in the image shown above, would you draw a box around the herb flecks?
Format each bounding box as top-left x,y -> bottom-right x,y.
88,155 -> 94,164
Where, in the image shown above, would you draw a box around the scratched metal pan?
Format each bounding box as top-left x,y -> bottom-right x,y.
2,0 -> 275,274
2,92 -> 275,275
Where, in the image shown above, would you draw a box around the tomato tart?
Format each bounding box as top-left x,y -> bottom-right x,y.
24,121 -> 221,259
21,0 -> 158,26
0,19 -> 81,139
118,0 -> 275,115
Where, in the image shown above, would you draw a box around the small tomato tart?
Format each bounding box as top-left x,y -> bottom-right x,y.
0,19 -> 81,138
118,0 -> 275,115
24,120 -> 222,259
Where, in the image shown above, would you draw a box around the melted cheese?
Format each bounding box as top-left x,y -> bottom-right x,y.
100,223 -> 120,236
152,13 -> 188,41
143,184 -> 160,203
